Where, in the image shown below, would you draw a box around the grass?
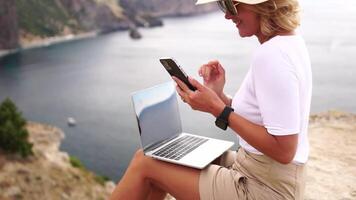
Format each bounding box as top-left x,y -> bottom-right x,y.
69,155 -> 111,185
95,175 -> 111,186
69,155 -> 85,169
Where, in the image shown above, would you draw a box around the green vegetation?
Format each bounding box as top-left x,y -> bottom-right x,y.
69,155 -> 111,185
69,155 -> 85,169
15,0 -> 79,37
95,175 -> 111,186
0,98 -> 33,158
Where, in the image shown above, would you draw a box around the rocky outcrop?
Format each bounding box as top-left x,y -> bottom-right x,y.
120,0 -> 217,30
120,0 -> 217,17
0,0 -> 218,50
0,122 -> 115,200
10,0 -> 129,49
59,0 -> 129,33
129,27 -> 142,40
0,0 -> 19,49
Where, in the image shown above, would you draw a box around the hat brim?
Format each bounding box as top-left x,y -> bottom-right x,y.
196,0 -> 269,5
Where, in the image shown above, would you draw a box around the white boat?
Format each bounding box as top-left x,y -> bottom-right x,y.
67,117 -> 76,126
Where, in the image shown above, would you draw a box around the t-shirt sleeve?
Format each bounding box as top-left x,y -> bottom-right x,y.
251,46 -> 300,135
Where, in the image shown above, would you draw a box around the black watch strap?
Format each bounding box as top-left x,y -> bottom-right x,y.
219,106 -> 234,121
215,106 -> 234,130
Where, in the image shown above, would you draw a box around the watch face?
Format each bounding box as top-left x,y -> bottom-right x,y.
215,119 -> 228,130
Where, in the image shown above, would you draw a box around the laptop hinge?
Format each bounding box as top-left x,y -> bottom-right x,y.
143,134 -> 180,153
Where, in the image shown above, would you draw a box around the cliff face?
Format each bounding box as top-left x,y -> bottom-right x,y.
0,122 -> 115,200
15,0 -> 129,46
0,0 -> 217,50
59,0 -> 129,32
120,0 -> 217,17
0,0 -> 19,49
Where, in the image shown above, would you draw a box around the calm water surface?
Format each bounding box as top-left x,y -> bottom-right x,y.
0,0 -> 355,181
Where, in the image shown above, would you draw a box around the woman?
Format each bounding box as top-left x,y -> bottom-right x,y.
110,0 -> 312,199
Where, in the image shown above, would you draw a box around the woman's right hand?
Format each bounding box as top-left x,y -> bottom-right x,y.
198,60 -> 226,98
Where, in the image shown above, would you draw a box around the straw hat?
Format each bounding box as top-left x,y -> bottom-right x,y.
196,0 -> 269,5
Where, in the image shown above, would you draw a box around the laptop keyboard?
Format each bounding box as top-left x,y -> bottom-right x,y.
153,135 -> 208,160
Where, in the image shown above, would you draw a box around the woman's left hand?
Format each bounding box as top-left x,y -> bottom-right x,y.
172,76 -> 225,117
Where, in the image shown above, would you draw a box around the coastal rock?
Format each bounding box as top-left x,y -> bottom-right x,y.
8,0 -> 129,49
0,122 -> 115,200
129,27 -> 142,40
59,0 -> 129,33
119,0 -> 218,17
141,14 -> 164,27
0,0 -> 19,49
0,0 -> 217,52
120,0 -> 217,29
130,13 -> 163,28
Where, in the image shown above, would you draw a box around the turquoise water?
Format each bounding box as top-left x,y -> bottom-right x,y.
0,0 -> 356,181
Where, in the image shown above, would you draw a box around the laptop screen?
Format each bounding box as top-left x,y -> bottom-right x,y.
131,82 -> 182,151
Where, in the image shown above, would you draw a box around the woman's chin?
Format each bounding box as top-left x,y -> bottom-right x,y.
238,30 -> 254,38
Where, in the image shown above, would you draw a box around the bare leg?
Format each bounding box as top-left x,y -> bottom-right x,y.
109,151 -> 151,200
147,184 -> 167,200
109,149 -> 200,200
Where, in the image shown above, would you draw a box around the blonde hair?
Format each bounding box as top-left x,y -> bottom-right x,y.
251,0 -> 301,37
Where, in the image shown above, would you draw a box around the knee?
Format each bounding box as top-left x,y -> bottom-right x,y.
131,149 -> 158,180
129,149 -> 148,173
132,149 -> 146,163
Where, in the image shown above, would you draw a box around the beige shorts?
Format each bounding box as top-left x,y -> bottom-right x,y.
199,148 -> 306,200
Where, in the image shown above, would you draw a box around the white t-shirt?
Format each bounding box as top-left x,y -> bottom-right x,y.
231,35 -> 312,163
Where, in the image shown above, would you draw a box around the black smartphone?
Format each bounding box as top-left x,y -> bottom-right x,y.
159,57 -> 197,91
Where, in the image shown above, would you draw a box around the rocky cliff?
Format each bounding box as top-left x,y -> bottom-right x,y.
0,0 -> 129,50
16,0 -> 130,48
120,0 -> 216,17
58,0 -> 129,32
0,0 -> 19,49
0,0 -> 217,51
0,122 -> 115,200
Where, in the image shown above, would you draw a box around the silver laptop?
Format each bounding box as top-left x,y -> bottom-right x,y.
131,81 -> 234,169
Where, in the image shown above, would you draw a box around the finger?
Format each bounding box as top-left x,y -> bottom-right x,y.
201,65 -> 207,79
172,76 -> 191,93
188,77 -> 204,91
216,62 -> 225,75
198,67 -> 203,77
176,85 -> 188,103
203,65 -> 212,81
176,85 -> 185,98
207,60 -> 219,66
209,60 -> 219,71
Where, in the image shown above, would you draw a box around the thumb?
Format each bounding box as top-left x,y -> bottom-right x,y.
188,77 -> 204,91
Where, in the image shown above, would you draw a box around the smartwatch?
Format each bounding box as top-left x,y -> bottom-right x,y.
215,106 -> 234,130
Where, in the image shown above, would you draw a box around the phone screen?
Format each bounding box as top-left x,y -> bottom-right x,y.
159,58 -> 197,91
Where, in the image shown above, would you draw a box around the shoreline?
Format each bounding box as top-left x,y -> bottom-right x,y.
0,31 -> 100,58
